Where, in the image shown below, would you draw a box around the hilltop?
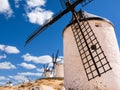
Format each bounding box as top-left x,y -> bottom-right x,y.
0,77 -> 64,90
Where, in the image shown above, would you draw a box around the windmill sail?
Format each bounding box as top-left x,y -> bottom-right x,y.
25,0 -> 94,45
55,50 -> 59,63
25,9 -> 69,45
52,50 -> 59,69
71,10 -> 112,81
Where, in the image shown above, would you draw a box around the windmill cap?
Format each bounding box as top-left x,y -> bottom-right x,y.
80,10 -> 112,24
66,10 -> 113,28
63,10 -> 114,37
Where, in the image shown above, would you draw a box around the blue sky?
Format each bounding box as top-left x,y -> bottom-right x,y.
0,0 -> 120,86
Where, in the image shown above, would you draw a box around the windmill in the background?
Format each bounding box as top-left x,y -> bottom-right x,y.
6,81 -> 13,86
51,50 -> 64,77
42,64 -> 52,78
52,50 -> 59,70
25,0 -> 120,89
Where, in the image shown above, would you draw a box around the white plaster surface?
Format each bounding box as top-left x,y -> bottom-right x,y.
63,20 -> 120,90
55,63 -> 64,77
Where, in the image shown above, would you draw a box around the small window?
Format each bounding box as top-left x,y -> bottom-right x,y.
91,45 -> 97,51
95,22 -> 102,27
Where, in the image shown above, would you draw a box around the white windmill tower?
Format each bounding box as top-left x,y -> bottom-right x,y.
63,10 -> 120,90
52,50 -> 64,78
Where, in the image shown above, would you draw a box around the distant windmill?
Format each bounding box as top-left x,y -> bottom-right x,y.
6,81 -> 13,86
52,50 -> 59,70
25,0 -> 120,89
51,50 -> 64,77
42,64 -> 52,78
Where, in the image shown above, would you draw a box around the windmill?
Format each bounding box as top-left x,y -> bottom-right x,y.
51,50 -> 64,77
25,0 -> 120,89
52,50 -> 59,70
6,81 -> 13,86
42,64 -> 52,78
25,0 -> 111,80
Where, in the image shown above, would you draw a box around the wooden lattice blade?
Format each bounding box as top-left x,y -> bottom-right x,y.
71,11 -> 112,81
25,0 -> 86,46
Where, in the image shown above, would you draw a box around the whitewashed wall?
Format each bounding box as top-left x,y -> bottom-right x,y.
55,63 -> 64,77
63,19 -> 120,90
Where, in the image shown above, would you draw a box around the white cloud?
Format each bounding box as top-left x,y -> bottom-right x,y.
0,82 -> 6,86
25,0 -> 54,25
0,76 -> 6,80
27,7 -> 53,25
56,56 -> 64,63
22,53 -> 52,64
26,0 -> 46,8
22,53 -> 64,65
18,72 -> 42,76
9,75 -> 29,83
37,68 -> 44,72
0,76 -> 10,85
5,46 -> 20,54
8,72 -> 42,83
0,45 -> 5,51
0,62 -> 16,69
19,62 -> 36,69
0,0 -> 13,17
0,44 -> 20,54
48,62 -> 53,67
0,54 -> 6,60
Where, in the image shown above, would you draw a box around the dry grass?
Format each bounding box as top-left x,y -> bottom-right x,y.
17,77 -> 64,90
0,78 -> 64,90
35,77 -> 64,90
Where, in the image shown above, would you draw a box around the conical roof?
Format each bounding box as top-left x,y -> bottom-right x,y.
67,10 -> 113,27
81,11 -> 112,23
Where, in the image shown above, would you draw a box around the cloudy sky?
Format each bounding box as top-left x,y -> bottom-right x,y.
0,0 -> 120,86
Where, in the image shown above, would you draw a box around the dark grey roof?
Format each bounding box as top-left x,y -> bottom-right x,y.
68,10 -> 113,27
82,11 -> 112,23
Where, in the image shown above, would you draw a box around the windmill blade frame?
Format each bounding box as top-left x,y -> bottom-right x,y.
52,53 -> 54,63
55,50 -> 59,63
25,9 -> 70,45
25,0 -> 89,45
70,10 -> 112,81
